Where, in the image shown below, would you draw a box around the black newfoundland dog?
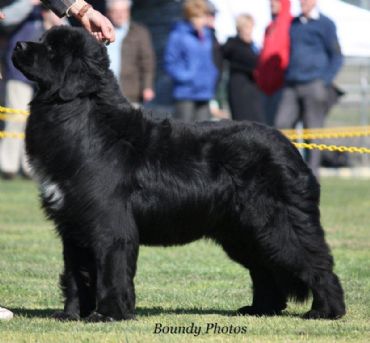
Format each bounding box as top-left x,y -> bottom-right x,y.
12,27 -> 345,321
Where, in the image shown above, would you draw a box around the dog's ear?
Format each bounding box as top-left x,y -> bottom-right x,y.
58,59 -> 102,101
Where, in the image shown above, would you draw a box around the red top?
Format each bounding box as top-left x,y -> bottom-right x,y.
255,0 -> 292,95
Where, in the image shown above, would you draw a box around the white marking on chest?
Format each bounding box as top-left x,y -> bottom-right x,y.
40,179 -> 65,210
30,159 -> 65,211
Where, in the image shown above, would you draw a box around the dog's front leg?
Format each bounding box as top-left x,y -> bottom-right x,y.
53,238 -> 96,321
87,234 -> 139,322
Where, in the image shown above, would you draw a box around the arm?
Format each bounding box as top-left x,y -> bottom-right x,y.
223,38 -> 258,73
41,0 -> 115,42
164,32 -> 194,83
221,38 -> 233,60
276,0 -> 292,23
322,20 -> 343,85
0,0 -> 33,27
40,0 -> 74,18
260,0 -> 291,66
139,26 -> 156,102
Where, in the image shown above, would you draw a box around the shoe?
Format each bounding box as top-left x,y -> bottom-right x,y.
1,172 -> 16,180
0,307 -> 13,320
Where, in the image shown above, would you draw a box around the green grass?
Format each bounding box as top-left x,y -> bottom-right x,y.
0,178 -> 369,343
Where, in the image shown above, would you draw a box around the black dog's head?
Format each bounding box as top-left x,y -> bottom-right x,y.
12,26 -> 110,101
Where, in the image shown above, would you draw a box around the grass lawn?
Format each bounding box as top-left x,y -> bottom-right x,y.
0,178 -> 369,343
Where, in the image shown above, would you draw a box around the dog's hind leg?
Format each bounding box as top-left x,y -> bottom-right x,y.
219,238 -> 287,316
87,233 -> 139,322
237,267 -> 288,316
257,206 -> 346,319
292,226 -> 346,319
303,269 -> 345,319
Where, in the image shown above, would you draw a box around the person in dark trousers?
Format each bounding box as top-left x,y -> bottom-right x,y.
274,0 -> 343,178
164,0 -> 218,122
223,14 -> 265,123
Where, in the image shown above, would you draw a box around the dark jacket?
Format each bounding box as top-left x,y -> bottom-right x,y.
119,22 -> 156,103
223,36 -> 264,123
210,27 -> 223,87
5,7 -> 44,83
286,13 -> 343,85
223,36 -> 259,79
164,20 -> 218,101
40,0 -> 74,17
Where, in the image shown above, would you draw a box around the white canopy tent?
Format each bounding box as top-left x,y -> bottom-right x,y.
212,0 -> 370,57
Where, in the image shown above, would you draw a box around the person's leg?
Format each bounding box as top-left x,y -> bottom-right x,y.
173,100 -> 195,123
274,86 -> 300,129
0,80 -> 32,178
228,74 -> 248,121
246,85 -> 266,124
299,80 -> 328,178
194,101 -> 211,122
264,90 -> 283,127
228,75 -> 265,122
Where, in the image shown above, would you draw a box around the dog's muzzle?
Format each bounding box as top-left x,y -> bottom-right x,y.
14,41 -> 28,52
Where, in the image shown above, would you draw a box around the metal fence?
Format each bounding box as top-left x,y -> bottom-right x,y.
327,57 -> 370,167
342,0 -> 370,10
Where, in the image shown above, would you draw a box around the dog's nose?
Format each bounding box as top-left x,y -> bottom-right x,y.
15,42 -> 27,52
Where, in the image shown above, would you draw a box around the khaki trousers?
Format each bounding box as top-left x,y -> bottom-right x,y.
0,80 -> 33,175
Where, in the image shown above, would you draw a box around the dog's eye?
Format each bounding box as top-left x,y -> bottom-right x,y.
46,45 -> 55,56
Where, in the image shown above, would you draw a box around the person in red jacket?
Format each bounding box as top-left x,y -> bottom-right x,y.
255,0 -> 292,125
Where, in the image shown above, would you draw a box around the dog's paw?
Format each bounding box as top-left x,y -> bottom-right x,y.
51,311 -> 79,321
122,312 -> 136,320
85,312 -> 115,323
236,306 -> 282,317
303,309 -> 344,320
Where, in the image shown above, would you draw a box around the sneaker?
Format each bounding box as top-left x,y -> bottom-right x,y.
0,307 -> 13,320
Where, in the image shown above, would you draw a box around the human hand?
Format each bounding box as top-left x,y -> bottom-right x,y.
143,88 -> 155,102
79,8 -> 116,43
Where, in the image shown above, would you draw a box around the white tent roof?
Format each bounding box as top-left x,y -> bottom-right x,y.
212,0 -> 370,57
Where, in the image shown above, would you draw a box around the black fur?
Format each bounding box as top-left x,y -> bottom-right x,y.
13,27 -> 345,321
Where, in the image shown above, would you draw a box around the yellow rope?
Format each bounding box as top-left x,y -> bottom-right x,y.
281,126 -> 370,135
293,142 -> 370,154
281,126 -> 370,140
0,131 -> 25,139
0,113 -> 27,122
1,104 -> 370,154
0,105 -> 29,115
286,131 -> 370,140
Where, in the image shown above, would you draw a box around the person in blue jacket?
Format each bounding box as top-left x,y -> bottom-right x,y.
164,0 -> 219,122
